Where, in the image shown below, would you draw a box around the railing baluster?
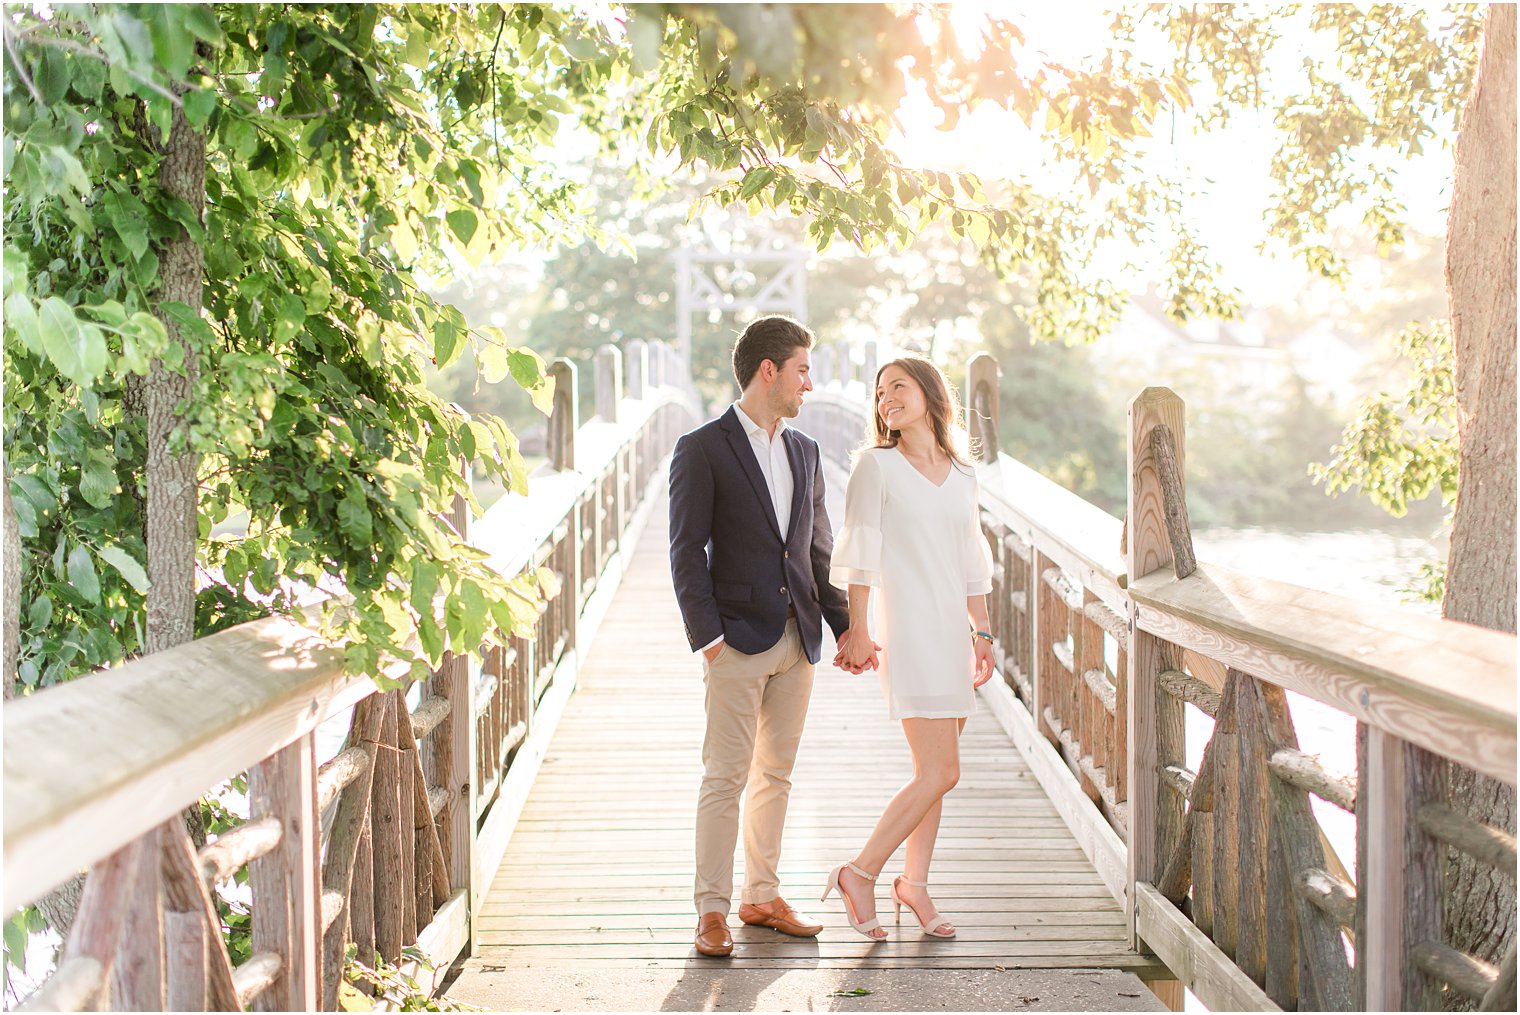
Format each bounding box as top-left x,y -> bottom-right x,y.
1235,675 -> 1270,987
1124,387 -> 1189,954
371,694 -> 404,965
398,692 -> 418,946
112,825 -> 165,1009
319,696 -> 385,1011
248,731 -> 320,1011
350,816 -> 375,968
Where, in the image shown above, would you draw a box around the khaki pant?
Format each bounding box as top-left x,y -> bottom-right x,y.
694,620 -> 814,916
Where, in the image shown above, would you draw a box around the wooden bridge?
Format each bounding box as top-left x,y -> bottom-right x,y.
4,341 -> 1516,1012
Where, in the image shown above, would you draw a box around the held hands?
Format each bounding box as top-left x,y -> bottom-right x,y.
833,627 -> 882,674
972,637 -> 995,688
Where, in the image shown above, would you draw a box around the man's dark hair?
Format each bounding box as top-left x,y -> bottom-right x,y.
732,316 -> 814,390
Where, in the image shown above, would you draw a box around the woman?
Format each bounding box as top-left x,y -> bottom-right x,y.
819,356 -> 995,941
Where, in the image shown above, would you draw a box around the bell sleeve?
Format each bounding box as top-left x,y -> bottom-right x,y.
829,451 -> 885,589
964,475 -> 994,596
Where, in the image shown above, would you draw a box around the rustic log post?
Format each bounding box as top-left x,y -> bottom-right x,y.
319,696 -> 385,1011
1234,674 -> 1270,985
595,344 -> 623,424
1124,387 -> 1189,964
1149,424 -> 1196,579
548,359 -> 578,472
1358,728 -> 1447,1010
398,703 -> 444,927
626,339 -> 648,399
160,820 -> 238,1011
966,352 -> 1001,463
351,816 -> 375,969
111,830 -> 165,1009
652,341 -> 668,388
56,839 -> 144,1010
1211,689 -> 1242,963
429,468 -> 477,948
1257,677 -> 1353,1010
1032,551 -> 1057,750
398,698 -> 418,946
248,732 -> 320,1012
164,909 -> 206,1011
813,343 -> 832,387
862,340 -> 878,389
371,695 -> 404,965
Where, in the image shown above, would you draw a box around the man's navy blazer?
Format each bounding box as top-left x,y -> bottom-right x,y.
668,406 -> 850,664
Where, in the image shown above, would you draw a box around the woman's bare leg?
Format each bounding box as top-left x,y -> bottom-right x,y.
836,717 -> 962,927
896,717 -> 967,929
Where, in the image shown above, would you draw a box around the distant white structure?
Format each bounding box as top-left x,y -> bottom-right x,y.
1091,286 -> 1367,409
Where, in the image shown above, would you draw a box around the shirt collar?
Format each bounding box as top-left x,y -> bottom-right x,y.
732,402 -> 787,441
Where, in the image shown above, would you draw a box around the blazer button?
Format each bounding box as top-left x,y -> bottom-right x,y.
780,586 -> 787,595
783,550 -> 790,558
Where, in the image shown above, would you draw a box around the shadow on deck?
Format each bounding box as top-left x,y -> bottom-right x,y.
446,471 -> 1168,1011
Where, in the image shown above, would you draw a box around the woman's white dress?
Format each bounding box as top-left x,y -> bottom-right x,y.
829,447 -> 995,719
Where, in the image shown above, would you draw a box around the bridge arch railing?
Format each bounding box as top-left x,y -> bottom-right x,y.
799,346 -> 1516,1013
2,340 -> 699,1011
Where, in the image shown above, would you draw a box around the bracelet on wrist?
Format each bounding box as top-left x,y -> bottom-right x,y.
973,630 -> 994,644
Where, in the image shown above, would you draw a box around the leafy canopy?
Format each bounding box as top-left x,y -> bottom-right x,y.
2,3 -> 1483,692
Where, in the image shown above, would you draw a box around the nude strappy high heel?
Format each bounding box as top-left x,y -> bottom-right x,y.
821,862 -> 887,940
891,875 -> 956,938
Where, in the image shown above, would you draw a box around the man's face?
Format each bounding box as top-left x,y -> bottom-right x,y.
768,346 -> 813,418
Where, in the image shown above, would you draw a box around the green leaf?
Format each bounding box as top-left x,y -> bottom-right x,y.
78,449 -> 118,508
147,3 -> 196,79
627,8 -> 664,74
35,48 -> 69,106
104,191 -> 151,261
184,87 -> 218,130
182,4 -> 224,44
390,216 -> 418,263
479,342 -> 511,384
738,167 -> 774,200
98,546 -> 151,594
67,545 -> 101,604
433,318 -> 464,368
37,297 -> 108,386
446,209 -> 478,246
5,294 -> 43,355
507,348 -> 545,389
27,595 -> 52,629
338,486 -> 373,544
409,557 -> 439,620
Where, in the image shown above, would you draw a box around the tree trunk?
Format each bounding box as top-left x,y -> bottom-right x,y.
4,477 -> 20,699
145,99 -> 205,656
1440,1 -> 1516,993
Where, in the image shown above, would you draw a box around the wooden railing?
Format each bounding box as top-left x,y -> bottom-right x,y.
2,339 -> 699,1011
799,348 -> 1517,1012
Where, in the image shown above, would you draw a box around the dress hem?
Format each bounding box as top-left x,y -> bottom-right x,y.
887,708 -> 976,720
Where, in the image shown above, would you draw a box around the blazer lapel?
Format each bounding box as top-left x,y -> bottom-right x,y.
783,428 -> 807,542
721,407 -> 783,540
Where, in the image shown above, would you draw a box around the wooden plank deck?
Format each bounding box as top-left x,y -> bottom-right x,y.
451,473 -> 1166,985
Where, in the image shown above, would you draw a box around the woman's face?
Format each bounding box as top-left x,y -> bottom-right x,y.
876,365 -> 929,433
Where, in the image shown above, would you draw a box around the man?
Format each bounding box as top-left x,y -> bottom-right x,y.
668,316 -> 853,957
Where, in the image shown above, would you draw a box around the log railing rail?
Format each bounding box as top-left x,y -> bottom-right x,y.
799,347 -> 1517,1013
3,340 -> 699,1011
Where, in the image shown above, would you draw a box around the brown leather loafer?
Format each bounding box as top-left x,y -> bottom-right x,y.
738,898 -> 824,938
695,912 -> 734,956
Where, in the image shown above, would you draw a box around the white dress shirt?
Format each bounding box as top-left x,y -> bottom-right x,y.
732,402 -> 794,542
700,403 -> 795,653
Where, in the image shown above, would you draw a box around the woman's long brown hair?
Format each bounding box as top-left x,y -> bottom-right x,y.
864,356 -> 974,468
